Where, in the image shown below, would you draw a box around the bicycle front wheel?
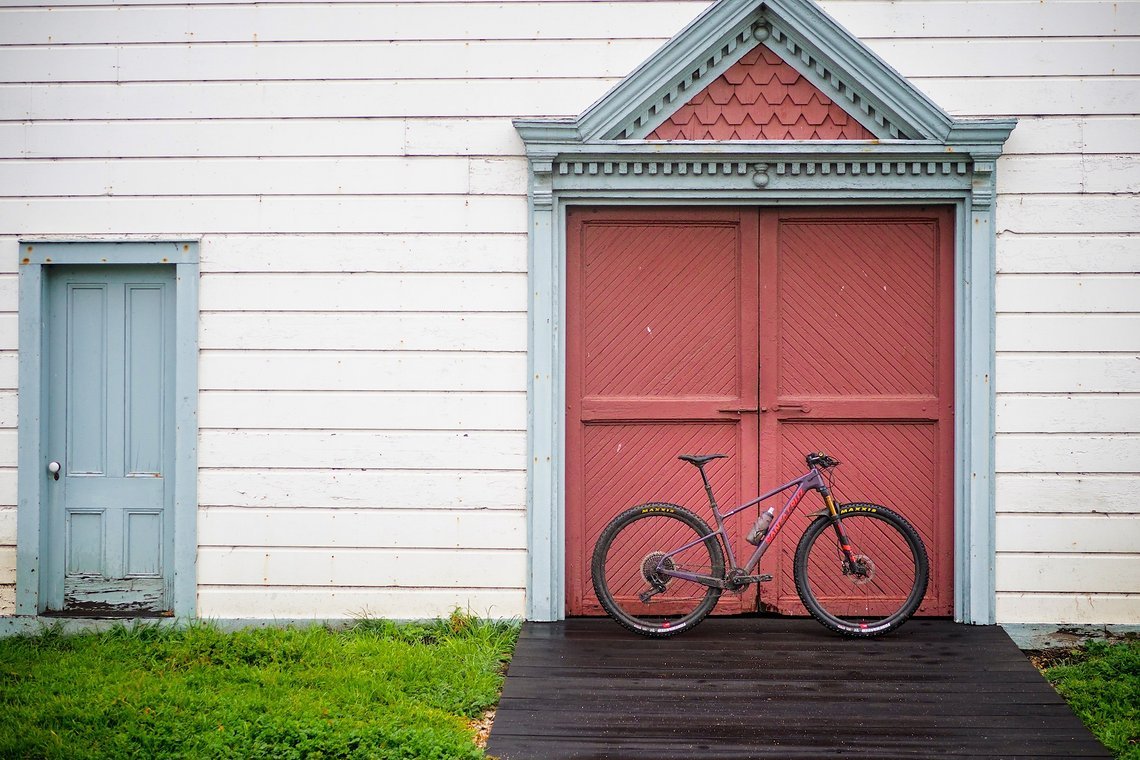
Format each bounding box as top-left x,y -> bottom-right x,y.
794,502 -> 929,637
591,504 -> 724,638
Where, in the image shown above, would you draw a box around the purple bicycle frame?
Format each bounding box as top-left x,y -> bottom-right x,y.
658,467 -> 829,585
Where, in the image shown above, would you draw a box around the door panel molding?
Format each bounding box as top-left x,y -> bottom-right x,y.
16,242 -> 199,618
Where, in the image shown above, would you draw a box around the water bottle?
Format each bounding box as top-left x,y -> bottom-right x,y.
746,507 -> 776,545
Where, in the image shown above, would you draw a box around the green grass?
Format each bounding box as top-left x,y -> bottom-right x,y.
0,611 -> 519,759
1039,640 -> 1140,760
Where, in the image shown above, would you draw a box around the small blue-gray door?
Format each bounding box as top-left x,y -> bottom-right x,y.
44,265 -> 176,614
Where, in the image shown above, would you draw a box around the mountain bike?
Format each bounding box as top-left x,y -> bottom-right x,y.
590,452 -> 929,638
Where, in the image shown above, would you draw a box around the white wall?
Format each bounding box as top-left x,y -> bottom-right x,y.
0,0 -> 1136,623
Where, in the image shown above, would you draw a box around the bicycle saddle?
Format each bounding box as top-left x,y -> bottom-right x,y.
678,454 -> 727,466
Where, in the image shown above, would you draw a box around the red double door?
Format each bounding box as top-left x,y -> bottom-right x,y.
566,206 -> 954,616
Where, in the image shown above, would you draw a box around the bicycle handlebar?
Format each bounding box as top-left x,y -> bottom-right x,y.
805,452 -> 840,469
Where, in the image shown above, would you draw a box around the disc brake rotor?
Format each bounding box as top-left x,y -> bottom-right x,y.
849,554 -> 876,586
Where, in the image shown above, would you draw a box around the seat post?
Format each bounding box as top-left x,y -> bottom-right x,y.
696,465 -> 719,514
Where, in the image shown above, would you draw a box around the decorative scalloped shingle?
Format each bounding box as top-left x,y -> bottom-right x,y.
647,46 -> 874,140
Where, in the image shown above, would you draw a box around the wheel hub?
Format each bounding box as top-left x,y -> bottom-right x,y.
848,554 -> 876,585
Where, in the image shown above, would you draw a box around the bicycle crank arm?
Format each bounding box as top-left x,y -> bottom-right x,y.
736,574 -> 773,585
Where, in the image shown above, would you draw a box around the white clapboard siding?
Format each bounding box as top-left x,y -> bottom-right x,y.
996,274 -> 1140,313
1002,117 -> 1140,156
200,273 -> 526,312
0,586 -> 12,616
996,315 -> 1140,352
0,278 -> 17,311
200,234 -> 527,274
0,546 -> 13,583
0,470 -> 18,510
996,435 -> 1140,474
199,508 -> 525,549
1,158 -> 524,198
912,78 -> 1140,117
0,196 -> 529,235
997,397 -> 1140,434
821,1 -> 1140,39
199,469 -> 525,510
0,39 -> 664,83
0,119 -> 405,159
861,38 -> 1140,78
1,79 -> 616,121
997,474 -> 1140,515
199,351 -> 526,392
0,239 -> 18,274
199,430 -> 528,470
0,392 -> 15,428
200,313 -> 526,352
0,2 -> 705,45
997,355 -> 1140,394
0,431 -> 15,469
997,155 -> 1140,195
997,593 -> 1140,624
198,547 -> 526,587
199,391 -> 526,430
0,118 -> 527,159
197,587 -> 525,619
997,195 -> 1140,235
0,508 -> 15,544
996,515 -> 1140,553
997,554 -> 1140,593
997,235 -> 1140,273
405,118 -> 526,156
0,354 -> 15,391
0,314 -> 17,349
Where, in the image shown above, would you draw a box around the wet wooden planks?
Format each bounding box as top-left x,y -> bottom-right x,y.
487,617 -> 1110,759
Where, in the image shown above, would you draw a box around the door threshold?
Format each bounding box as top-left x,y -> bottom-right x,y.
41,609 -> 173,619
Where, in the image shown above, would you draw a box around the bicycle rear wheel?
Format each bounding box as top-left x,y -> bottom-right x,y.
591,503 -> 724,638
794,502 -> 928,637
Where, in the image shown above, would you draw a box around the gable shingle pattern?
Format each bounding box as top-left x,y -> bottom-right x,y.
648,46 -> 874,140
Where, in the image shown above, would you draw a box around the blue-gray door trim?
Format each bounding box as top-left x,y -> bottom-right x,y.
16,242 -> 199,618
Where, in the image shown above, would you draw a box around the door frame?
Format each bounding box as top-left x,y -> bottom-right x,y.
16,242 -> 199,617
519,172 -> 1002,625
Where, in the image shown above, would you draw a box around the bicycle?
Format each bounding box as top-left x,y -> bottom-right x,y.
590,452 -> 929,638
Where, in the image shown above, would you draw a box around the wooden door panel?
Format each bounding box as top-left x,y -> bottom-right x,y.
567,206 -> 954,619
574,422 -> 744,615
47,266 -> 175,614
759,208 -> 954,616
566,208 -> 758,616
772,421 -> 945,615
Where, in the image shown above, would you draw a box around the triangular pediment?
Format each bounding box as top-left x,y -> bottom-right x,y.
517,0 -> 1005,145
647,45 -> 875,141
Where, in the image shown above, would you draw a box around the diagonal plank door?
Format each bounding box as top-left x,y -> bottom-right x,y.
566,206 -> 955,618
566,207 -> 759,616
759,207 -> 955,616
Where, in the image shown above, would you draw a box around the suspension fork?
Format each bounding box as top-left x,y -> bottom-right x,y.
819,486 -> 859,568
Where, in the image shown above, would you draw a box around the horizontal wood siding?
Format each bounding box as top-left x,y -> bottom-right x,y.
1,0 -> 1137,623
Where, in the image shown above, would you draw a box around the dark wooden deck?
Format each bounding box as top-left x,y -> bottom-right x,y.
487,617 -> 1110,759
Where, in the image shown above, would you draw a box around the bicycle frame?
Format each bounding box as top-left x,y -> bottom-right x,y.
657,466 -> 847,587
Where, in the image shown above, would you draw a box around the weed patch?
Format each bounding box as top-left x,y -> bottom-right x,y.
1035,640 -> 1140,760
0,612 -> 518,759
